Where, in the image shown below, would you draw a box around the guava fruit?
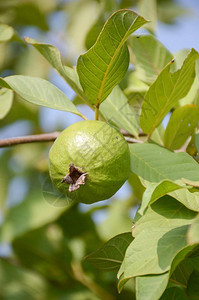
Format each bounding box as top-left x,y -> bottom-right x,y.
49,120 -> 130,204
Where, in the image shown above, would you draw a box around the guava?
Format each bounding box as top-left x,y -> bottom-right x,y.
49,120 -> 130,204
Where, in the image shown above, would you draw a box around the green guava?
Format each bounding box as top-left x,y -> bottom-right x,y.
49,120 -> 130,204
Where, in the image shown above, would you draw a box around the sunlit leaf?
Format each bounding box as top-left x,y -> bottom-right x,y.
0,75 -> 84,118
181,178 -> 199,187
129,143 -> 199,183
139,180 -> 183,215
140,49 -> 199,137
169,189 -> 199,212
187,214 -> 199,244
136,272 -> 169,300
138,0 -> 157,33
99,85 -> 139,136
164,105 -> 199,150
85,14 -> 105,50
0,24 -> 14,42
25,37 -> 91,107
129,35 -> 173,84
119,196 -> 196,280
0,88 -> 13,119
77,9 -> 148,106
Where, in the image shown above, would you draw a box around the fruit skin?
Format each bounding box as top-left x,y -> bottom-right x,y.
49,120 -> 130,204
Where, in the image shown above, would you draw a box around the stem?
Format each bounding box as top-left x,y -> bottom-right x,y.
95,104 -> 99,120
169,278 -> 187,289
0,132 -> 60,147
71,262 -> 115,300
0,131 -> 143,148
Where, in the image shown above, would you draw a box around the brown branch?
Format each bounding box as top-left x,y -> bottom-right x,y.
0,132 -> 60,147
0,130 -> 143,148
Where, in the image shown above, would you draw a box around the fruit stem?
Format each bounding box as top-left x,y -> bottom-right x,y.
95,104 -> 99,120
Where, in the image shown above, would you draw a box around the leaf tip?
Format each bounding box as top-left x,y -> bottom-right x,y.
24,37 -> 35,45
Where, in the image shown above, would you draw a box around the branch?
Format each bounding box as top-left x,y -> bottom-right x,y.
71,262 -> 115,300
0,132 -> 60,147
0,130 -> 143,148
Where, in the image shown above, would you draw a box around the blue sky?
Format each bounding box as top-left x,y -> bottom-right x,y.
157,0 -> 199,52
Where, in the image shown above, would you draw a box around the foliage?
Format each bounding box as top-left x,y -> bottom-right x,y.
0,1 -> 199,299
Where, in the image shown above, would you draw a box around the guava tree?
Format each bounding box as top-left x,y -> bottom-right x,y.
0,1 -> 199,300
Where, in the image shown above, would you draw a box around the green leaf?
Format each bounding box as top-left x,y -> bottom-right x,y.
0,24 -> 14,42
139,180 -> 183,215
138,0 -> 157,33
169,189 -> 199,212
180,60 -> 199,106
169,244 -> 198,275
187,214 -> 199,244
136,272 -> 169,300
170,256 -> 194,287
0,88 -> 13,119
25,37 -> 91,107
129,35 -> 173,84
187,270 -> 199,298
97,200 -> 133,241
12,226 -> 71,282
0,75 -> 84,118
119,196 -> 196,279
140,49 -> 199,136
77,9 -> 148,106
164,105 -> 199,150
196,133 -> 199,153
129,143 -> 199,183
86,232 -> 133,271
0,260 -> 49,300
14,2 -> 49,31
181,178 -> 199,187
99,85 -> 139,136
85,14 -> 105,50
150,124 -> 165,145
160,286 -> 188,300
0,191 -> 69,242
128,171 -> 145,201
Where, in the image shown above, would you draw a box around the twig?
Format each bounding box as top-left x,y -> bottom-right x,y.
0,130 -> 143,148
71,262 -> 115,300
0,132 -> 60,147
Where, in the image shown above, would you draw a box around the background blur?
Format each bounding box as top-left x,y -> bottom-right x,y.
0,0 -> 199,299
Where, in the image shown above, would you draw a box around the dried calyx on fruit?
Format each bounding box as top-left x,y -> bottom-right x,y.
61,163 -> 88,192
49,120 -> 130,204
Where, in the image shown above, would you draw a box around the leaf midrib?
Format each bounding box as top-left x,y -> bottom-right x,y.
96,13 -> 137,105
147,52 -> 197,137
